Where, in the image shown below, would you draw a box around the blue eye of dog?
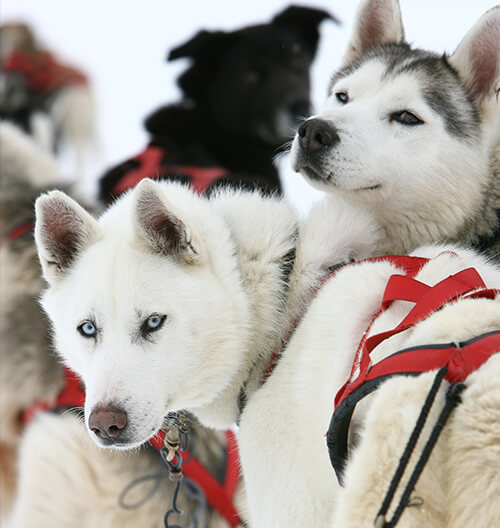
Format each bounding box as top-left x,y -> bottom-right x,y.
391,111 -> 424,126
335,92 -> 349,104
142,314 -> 167,335
78,320 -> 97,338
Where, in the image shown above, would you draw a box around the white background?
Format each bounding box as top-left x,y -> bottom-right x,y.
2,0 -> 496,213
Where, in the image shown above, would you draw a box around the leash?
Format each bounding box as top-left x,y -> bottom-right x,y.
150,427 -> 241,527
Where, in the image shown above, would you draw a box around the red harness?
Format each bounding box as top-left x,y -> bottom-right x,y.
21,366 -> 86,425
2,221 -> 35,244
22,368 -> 241,525
326,256 -> 500,483
110,145 -> 228,198
3,50 -> 87,94
263,255 -> 430,382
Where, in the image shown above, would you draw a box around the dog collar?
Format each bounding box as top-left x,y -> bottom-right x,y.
327,262 -> 500,485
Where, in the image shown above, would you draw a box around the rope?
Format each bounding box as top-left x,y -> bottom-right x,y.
117,429 -> 205,528
375,367 -> 465,527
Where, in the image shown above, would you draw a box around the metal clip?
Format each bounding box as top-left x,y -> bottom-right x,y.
164,425 -> 181,462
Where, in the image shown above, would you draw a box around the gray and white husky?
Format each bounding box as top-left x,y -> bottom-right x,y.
291,0 -> 500,259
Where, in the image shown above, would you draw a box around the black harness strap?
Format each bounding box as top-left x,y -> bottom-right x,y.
375,370 -> 465,528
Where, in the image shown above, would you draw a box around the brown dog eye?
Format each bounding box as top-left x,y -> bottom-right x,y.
391,110 -> 424,126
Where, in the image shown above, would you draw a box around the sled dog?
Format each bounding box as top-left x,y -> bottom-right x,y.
35,178 -> 500,527
0,124 -> 234,528
291,0 -> 500,260
99,6 -> 337,203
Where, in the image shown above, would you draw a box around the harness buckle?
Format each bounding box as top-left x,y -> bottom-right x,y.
164,424 -> 181,462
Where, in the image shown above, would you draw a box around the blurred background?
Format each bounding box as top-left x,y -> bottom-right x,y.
1,0 -> 496,213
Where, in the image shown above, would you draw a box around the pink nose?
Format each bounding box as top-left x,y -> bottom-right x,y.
88,405 -> 127,440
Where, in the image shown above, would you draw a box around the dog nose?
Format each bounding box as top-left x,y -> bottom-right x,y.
298,119 -> 339,153
89,405 -> 128,440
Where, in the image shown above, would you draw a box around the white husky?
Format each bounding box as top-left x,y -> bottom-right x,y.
291,0 -> 500,261
35,179 -> 500,527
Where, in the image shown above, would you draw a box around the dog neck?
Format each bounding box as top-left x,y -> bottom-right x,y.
355,140 -> 500,258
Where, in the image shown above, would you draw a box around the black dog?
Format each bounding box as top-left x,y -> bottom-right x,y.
99,6 -> 338,203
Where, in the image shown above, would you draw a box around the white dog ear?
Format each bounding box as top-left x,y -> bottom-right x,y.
132,179 -> 202,265
342,0 -> 404,66
35,191 -> 100,284
449,7 -> 500,103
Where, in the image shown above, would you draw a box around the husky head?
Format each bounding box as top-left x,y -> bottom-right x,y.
291,0 -> 500,246
35,180 -> 251,448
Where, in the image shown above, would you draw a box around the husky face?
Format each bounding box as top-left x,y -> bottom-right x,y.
291,0 -> 499,222
293,46 -> 483,195
36,181 -> 249,448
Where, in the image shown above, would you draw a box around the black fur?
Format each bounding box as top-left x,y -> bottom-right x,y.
99,6 -> 337,204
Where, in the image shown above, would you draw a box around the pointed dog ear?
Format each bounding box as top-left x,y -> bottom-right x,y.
342,0 -> 404,67
449,7 -> 500,104
132,179 -> 202,265
168,30 -> 232,62
271,6 -> 340,59
35,191 -> 100,285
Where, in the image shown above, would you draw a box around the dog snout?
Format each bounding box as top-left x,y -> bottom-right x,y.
298,118 -> 339,154
89,404 -> 128,441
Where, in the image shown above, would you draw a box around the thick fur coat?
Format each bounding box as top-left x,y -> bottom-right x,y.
34,177 -> 500,527
0,124 -> 234,528
99,6 -> 337,203
291,0 -> 500,261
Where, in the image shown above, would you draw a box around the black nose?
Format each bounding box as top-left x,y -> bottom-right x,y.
298,119 -> 339,153
89,405 -> 128,440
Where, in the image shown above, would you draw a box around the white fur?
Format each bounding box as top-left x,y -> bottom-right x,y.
240,246 -> 500,527
0,122 -> 60,187
290,1 -> 500,255
35,178 -> 500,526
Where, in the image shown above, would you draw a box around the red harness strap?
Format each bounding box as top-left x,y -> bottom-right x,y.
327,259 -> 500,484
149,430 -> 241,527
4,50 -> 88,94
263,255 -> 430,383
21,366 -> 85,425
111,145 -> 228,198
2,221 -> 35,244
